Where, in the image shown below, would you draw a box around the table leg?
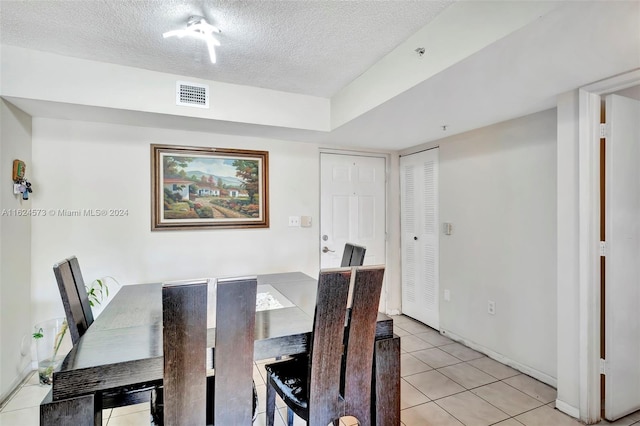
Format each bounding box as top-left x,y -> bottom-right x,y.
373,335 -> 400,426
40,389 -> 102,426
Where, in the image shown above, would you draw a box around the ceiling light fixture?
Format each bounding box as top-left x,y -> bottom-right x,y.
163,16 -> 221,63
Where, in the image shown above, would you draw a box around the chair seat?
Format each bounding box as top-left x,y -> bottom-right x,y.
265,356 -> 309,412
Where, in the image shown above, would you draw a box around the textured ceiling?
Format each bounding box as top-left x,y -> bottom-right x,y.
1,1 -> 638,150
0,0 -> 454,97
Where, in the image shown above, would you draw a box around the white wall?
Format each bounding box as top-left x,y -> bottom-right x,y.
555,90 -> 581,415
331,1 -> 560,128
1,46 -> 330,132
386,153 -> 402,314
436,109 -> 558,383
30,118 -> 322,323
0,100 -> 33,402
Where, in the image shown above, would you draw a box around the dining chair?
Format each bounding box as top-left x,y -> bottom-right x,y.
265,268 -> 351,426
264,265 -> 385,426
157,279 -> 208,425
53,256 -> 93,344
340,243 -> 366,267
339,265 -> 385,425
52,256 -> 154,408
152,276 -> 258,425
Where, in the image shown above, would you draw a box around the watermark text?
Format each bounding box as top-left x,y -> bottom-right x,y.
1,208 -> 129,217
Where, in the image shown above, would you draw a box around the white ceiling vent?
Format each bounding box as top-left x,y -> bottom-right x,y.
176,81 -> 209,108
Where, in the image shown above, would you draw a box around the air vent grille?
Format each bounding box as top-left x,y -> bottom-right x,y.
176,81 -> 209,108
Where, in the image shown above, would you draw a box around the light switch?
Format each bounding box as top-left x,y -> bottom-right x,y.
443,222 -> 453,235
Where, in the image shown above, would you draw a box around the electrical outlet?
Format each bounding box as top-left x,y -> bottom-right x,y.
444,289 -> 450,302
288,216 -> 300,227
487,300 -> 496,315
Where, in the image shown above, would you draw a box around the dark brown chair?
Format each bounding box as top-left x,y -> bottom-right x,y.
209,276 -> 258,425
159,279 -> 208,425
153,276 -> 258,425
53,256 -> 94,344
52,256 -> 153,409
340,243 -> 366,267
264,265 -> 385,426
339,265 -> 385,424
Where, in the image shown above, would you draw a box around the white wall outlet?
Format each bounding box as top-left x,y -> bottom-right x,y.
487,300 -> 496,315
444,289 -> 451,302
288,216 -> 300,227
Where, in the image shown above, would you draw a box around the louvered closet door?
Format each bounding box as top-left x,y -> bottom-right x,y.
400,148 -> 439,328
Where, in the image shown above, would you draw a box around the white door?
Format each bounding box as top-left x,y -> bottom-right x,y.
320,153 -> 386,308
400,148 -> 439,328
604,94 -> 640,420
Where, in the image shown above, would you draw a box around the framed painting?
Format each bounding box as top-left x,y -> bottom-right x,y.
151,144 -> 269,230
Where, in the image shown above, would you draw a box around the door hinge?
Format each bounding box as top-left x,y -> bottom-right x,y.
599,241 -> 607,257
600,123 -> 609,138
600,358 -> 606,375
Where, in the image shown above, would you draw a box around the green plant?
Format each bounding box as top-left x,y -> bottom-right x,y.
32,277 -> 115,383
33,320 -> 68,382
87,277 -> 114,307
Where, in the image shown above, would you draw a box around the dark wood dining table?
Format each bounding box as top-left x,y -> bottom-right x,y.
40,272 -> 400,425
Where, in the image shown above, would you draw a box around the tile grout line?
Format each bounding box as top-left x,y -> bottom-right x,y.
394,314 -> 570,426
3,315 -> 588,426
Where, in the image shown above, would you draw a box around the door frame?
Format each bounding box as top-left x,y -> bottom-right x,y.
573,69 -> 640,423
319,148 -> 392,314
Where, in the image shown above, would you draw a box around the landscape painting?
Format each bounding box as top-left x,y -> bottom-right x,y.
151,145 -> 269,230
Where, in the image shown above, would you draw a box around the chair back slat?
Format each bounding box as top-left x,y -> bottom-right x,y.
67,256 -> 95,328
213,277 -> 257,425
343,265 -> 385,424
308,268 -> 352,425
340,243 -> 366,267
350,245 -> 366,267
162,280 -> 208,426
340,244 -> 355,267
53,256 -> 94,344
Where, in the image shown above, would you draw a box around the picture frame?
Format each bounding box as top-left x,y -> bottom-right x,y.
151,144 -> 269,230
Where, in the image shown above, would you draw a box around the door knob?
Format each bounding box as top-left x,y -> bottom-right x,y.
322,246 -> 335,253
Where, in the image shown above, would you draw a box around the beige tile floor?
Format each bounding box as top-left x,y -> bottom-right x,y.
393,315 -> 640,426
1,314 -> 639,425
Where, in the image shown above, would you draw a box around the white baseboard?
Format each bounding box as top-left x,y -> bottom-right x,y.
0,364 -> 34,408
440,328 -> 557,388
555,399 -> 580,418
387,309 -> 400,316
